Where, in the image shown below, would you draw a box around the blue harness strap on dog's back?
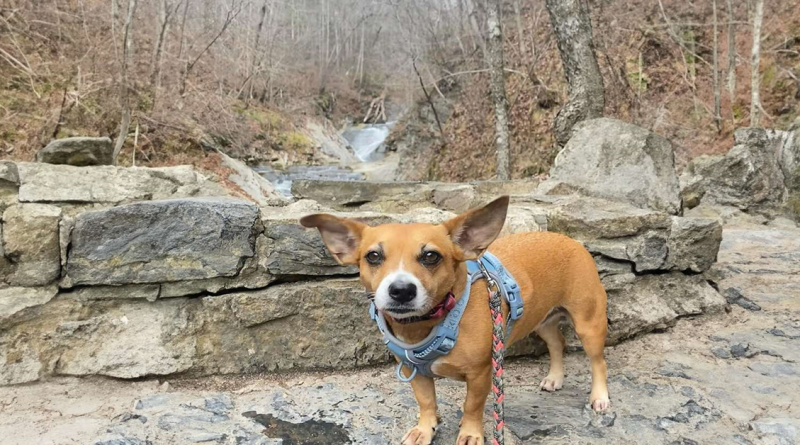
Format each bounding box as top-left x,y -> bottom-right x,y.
370,252 -> 523,381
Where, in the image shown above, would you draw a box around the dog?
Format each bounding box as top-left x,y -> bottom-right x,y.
300,196 -> 610,445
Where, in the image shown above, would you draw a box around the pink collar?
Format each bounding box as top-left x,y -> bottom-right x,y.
393,292 -> 457,324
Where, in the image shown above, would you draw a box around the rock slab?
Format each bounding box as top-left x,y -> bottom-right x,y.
36,137 -> 115,166
66,198 -> 259,286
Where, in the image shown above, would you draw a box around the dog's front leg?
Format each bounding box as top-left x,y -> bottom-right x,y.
457,369 -> 490,445
402,370 -> 438,445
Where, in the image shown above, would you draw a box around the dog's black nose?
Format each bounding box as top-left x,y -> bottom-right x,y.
388,281 -> 417,303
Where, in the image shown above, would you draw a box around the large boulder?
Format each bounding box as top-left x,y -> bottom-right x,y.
1,204 -> 62,286
36,137 -> 115,166
16,163 -> 227,204
65,198 -> 260,286
680,128 -> 793,215
538,118 -> 682,215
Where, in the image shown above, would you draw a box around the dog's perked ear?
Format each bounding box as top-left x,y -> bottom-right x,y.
443,196 -> 510,260
300,214 -> 367,265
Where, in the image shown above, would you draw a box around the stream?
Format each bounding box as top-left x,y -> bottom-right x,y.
254,121 -> 394,196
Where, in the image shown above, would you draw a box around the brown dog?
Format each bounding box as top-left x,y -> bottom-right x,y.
300,196 -> 610,445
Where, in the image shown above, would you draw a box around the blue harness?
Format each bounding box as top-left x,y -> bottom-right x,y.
369,252 -> 523,382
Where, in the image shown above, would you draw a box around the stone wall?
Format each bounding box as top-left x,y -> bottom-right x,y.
0,161 -> 725,385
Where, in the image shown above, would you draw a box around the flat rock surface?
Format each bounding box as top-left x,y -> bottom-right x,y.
1,223 -> 798,445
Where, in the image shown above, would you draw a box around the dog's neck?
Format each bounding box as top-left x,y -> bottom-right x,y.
387,261 -> 469,344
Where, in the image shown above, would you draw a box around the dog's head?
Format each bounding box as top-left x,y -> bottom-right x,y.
300,196 -> 509,319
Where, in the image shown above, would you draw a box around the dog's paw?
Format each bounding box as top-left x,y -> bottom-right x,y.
402,426 -> 434,445
456,429 -> 484,445
591,396 -> 611,412
539,374 -> 564,392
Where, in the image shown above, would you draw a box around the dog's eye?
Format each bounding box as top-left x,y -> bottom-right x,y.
420,251 -> 442,266
365,251 -> 383,265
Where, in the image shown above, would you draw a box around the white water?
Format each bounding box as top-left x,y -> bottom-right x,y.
342,123 -> 392,162
254,121 -> 393,196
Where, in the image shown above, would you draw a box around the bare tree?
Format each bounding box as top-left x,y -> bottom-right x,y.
113,0 -> 138,164
179,1 -> 242,95
546,0 -> 605,147
514,0 -> 526,58
749,0 -> 764,127
726,0 -> 736,105
486,0 -> 511,180
150,0 -> 182,108
712,0 -> 721,132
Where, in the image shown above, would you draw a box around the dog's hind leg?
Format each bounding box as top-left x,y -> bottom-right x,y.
569,292 -> 611,412
536,316 -> 566,392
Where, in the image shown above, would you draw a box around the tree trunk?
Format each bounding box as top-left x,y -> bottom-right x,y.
749,0 -> 763,127
465,0 -> 487,58
150,0 -> 178,109
726,0 -> 736,104
514,0 -> 526,58
487,0 -> 511,180
113,0 -> 138,164
546,0 -> 605,146
712,0 -> 721,132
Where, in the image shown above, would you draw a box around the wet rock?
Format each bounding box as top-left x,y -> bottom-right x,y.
723,287 -> 762,311
1,203 -> 62,286
66,198 -> 259,286
539,118 -> 682,214
37,137 -> 114,166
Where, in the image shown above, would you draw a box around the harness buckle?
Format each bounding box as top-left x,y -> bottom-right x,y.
437,336 -> 456,353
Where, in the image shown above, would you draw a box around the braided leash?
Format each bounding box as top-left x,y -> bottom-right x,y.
489,286 -> 506,445
476,259 -> 506,445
